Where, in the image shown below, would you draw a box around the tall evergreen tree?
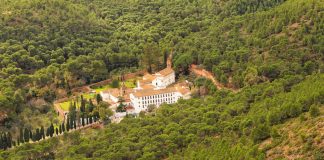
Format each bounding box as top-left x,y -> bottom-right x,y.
40,126 -> 45,140
49,123 -> 54,137
29,130 -> 33,141
81,115 -> 85,126
24,128 -> 29,143
35,128 -> 40,141
62,122 -> 66,133
0,133 -> 4,150
89,99 -> 94,112
66,117 -> 70,132
19,128 -> 24,144
59,125 -> 62,134
7,132 -> 12,148
96,94 -> 102,104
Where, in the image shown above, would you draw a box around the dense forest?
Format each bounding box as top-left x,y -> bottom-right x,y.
0,0 -> 323,159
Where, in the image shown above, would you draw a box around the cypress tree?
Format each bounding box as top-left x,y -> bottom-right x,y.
59,125 -> 62,134
49,123 -> 54,137
19,128 -> 24,144
81,115 -> 85,126
66,117 -> 70,131
96,94 -> 102,104
32,131 -> 36,142
2,134 -> 7,150
86,115 -> 89,125
80,95 -> 85,113
89,115 -> 93,124
62,122 -> 65,133
40,126 -> 45,140
94,115 -> 97,122
73,119 -> 77,129
24,128 -> 29,143
46,127 -> 50,137
7,132 -> 12,148
89,99 -> 94,112
29,130 -> 33,142
35,128 -> 40,141
0,133 -> 4,150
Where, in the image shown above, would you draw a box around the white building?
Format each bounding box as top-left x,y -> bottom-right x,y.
102,67 -> 191,114
130,67 -> 190,113
152,68 -> 175,89
130,86 -> 190,113
100,86 -> 132,107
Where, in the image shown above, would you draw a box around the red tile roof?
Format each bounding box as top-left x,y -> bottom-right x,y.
157,68 -> 174,77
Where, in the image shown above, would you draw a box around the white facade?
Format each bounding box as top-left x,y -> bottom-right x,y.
130,90 -> 184,113
152,72 -> 175,89
100,91 -> 119,103
129,67 -> 191,113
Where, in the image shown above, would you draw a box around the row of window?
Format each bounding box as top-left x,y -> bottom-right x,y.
142,93 -> 174,100
142,98 -> 174,105
139,99 -> 177,108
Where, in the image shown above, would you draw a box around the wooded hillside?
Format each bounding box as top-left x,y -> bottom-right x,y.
0,0 -> 323,159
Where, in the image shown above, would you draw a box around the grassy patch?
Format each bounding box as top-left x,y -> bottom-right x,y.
92,85 -> 112,93
59,101 -> 72,111
124,79 -> 137,88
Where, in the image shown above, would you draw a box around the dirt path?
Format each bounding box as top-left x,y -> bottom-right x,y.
190,64 -> 239,93
54,103 -> 66,119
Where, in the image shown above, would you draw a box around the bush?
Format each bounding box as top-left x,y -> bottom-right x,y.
251,124 -> 270,143
309,104 -> 320,117
111,79 -> 120,88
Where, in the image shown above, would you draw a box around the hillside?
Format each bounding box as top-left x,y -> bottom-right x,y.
1,73 -> 323,159
0,0 -> 323,159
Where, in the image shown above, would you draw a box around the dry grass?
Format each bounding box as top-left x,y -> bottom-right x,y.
262,107 -> 324,160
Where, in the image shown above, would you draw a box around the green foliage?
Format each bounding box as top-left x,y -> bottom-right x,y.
3,73 -> 322,159
0,0 -> 323,159
110,79 -> 120,88
309,104 -> 320,117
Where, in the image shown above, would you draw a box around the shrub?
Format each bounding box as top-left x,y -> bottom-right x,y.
251,124 -> 270,143
309,104 -> 320,117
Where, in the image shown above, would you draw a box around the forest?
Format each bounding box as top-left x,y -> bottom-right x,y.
0,0 -> 323,159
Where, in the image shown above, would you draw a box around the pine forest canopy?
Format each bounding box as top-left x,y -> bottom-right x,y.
0,0 -> 323,159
